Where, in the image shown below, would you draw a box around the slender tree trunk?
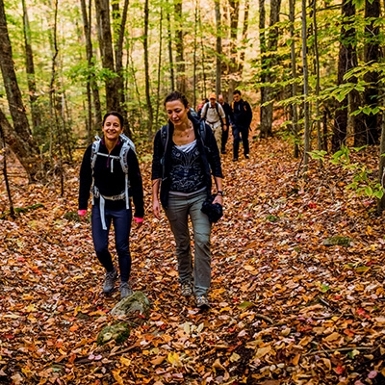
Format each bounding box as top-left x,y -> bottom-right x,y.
215,0 -> 222,95
0,122 -> 14,218
198,7 -> 207,97
332,0 -> 356,152
193,1 -> 198,108
289,0 -> 299,157
0,0 -> 42,180
228,0 -> 240,96
259,0 -> 267,137
112,0 -> 130,128
155,8 -> 163,129
238,0 -> 250,73
21,0 -> 41,133
310,0 -> 322,156
174,0 -> 186,94
143,0 -> 153,135
87,0 -> 102,127
80,0 -> 96,142
377,91 -> 385,214
48,0 -> 60,164
301,0 -> 311,171
166,7 -> 175,90
260,0 -> 281,138
95,0 -> 119,112
363,0 -> 380,145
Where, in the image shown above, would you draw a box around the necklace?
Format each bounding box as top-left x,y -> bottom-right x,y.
174,121 -> 193,138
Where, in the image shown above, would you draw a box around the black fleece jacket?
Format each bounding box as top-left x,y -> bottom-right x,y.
78,139 -> 144,218
151,114 -> 223,209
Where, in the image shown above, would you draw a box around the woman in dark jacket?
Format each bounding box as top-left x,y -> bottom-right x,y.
78,111 -> 144,299
152,91 -> 224,309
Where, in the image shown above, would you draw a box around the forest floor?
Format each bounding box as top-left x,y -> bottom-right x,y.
0,130 -> 385,385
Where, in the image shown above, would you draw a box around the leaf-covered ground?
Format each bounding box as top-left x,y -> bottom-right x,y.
1,136 -> 385,385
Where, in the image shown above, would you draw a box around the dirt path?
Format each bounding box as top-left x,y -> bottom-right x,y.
1,136 -> 384,384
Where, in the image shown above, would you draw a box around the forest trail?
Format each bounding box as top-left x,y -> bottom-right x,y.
1,134 -> 385,384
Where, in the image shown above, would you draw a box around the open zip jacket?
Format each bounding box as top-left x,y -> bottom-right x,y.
151,113 -> 223,209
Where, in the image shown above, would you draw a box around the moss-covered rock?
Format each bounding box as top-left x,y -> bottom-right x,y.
96,322 -> 130,345
323,235 -> 352,247
110,291 -> 151,321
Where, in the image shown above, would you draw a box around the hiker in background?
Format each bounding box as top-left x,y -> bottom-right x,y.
151,90 -> 224,310
218,94 -> 232,155
231,90 -> 253,161
78,111 -> 144,299
199,93 -> 227,151
197,98 -> 208,118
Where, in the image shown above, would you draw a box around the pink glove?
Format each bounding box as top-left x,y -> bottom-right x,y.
78,210 -> 87,216
134,217 -> 143,224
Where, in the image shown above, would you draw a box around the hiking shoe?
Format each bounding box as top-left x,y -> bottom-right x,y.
120,281 -> 133,299
181,281 -> 193,297
196,295 -> 210,310
103,269 -> 118,294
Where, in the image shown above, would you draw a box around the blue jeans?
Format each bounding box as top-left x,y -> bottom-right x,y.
165,191 -> 212,297
232,125 -> 249,158
92,204 -> 132,282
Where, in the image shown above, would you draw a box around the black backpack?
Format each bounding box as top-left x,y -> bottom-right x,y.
200,102 -> 220,121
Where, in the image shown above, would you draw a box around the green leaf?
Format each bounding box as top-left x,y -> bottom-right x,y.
238,301 -> 254,310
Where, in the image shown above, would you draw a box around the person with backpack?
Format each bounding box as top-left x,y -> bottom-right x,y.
218,94 -> 233,154
151,91 -> 224,310
78,111 -> 144,299
200,93 -> 227,152
231,90 -> 253,161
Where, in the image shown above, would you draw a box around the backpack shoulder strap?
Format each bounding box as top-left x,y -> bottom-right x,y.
201,102 -> 209,120
161,124 -> 169,151
198,120 -> 207,144
118,134 -> 136,210
90,136 -> 101,171
215,102 -> 220,115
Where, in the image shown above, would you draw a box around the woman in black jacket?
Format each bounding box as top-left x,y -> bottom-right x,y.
152,91 -> 224,309
78,111 -> 144,299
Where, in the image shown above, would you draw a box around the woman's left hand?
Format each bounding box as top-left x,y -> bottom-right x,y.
213,195 -> 223,205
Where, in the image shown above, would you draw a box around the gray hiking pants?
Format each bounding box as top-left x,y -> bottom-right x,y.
165,190 -> 212,297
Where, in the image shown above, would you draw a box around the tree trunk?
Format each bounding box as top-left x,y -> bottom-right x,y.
192,2 -> 198,108
0,121 -> 15,218
310,0 -> 322,156
112,0 -> 130,128
0,0 -> 42,181
143,0 -> 153,135
198,9 -> 207,97
215,0 -> 222,95
332,0 -> 356,152
21,0 -> 41,134
95,0 -> 120,112
260,0 -> 281,138
363,0 -> 380,145
377,91 -> 385,214
174,0 -> 186,94
301,0 -> 311,171
289,0 -> 299,158
166,6 -> 175,91
238,0 -> 250,74
227,0 -> 240,96
155,8 -> 163,129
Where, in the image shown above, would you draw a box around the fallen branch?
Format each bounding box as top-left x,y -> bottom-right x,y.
304,346 -> 374,356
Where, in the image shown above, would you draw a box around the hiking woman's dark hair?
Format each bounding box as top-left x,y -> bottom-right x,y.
102,111 -> 124,127
164,91 -> 189,108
